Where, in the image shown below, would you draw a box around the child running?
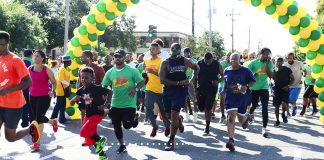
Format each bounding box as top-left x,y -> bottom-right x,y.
70,67 -> 109,160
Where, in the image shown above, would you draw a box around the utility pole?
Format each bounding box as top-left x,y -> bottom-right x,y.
208,0 -> 212,51
192,0 -> 195,37
63,0 -> 70,54
226,8 -> 240,53
248,26 -> 251,50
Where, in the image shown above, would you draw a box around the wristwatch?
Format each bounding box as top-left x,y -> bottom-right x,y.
135,88 -> 139,92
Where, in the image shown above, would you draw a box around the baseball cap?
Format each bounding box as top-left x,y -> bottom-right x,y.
62,55 -> 71,62
184,47 -> 191,53
114,49 -> 126,57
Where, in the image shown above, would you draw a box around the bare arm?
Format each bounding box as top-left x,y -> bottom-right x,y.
265,62 -> 273,79
0,75 -> 32,96
218,65 -> 224,83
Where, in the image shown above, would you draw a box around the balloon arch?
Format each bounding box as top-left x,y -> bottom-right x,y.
64,0 -> 324,124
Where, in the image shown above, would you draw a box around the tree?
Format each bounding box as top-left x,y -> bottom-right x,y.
293,43 -> 306,61
196,31 -> 226,58
316,0 -> 324,31
182,35 -> 199,57
0,0 -> 47,50
101,15 -> 137,53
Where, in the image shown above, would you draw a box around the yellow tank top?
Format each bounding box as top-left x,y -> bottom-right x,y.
145,56 -> 163,94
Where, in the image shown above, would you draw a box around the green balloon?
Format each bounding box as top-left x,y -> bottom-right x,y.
289,26 -> 300,35
306,51 -> 317,60
278,15 -> 289,24
306,13 -> 311,19
79,25 -> 88,35
112,0 -> 119,2
88,33 -> 98,42
71,37 -> 80,47
70,83 -> 76,89
68,92 -> 76,100
87,14 -> 96,24
96,22 -> 106,31
106,12 -> 116,20
117,2 -> 127,12
316,78 -> 324,88
72,68 -> 79,77
265,4 -> 276,15
310,30 -> 321,40
97,2 -> 107,13
66,50 -> 76,59
293,1 -> 298,6
273,0 -> 283,5
300,17 -> 310,28
82,44 -> 92,50
131,0 -> 140,4
318,44 -> 324,54
319,93 -> 324,102
288,5 -> 298,16
66,107 -> 75,116
251,0 -> 261,7
75,57 -> 83,65
320,107 -> 324,116
298,38 -> 309,48
312,64 -> 323,74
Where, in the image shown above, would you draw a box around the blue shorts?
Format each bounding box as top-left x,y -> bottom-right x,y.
163,87 -> 188,113
225,91 -> 251,116
289,88 -> 301,103
0,107 -> 23,129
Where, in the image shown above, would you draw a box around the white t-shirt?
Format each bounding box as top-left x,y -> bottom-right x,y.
283,60 -> 305,88
126,61 -> 137,68
144,50 -> 170,60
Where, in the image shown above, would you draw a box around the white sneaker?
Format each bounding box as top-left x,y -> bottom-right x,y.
262,127 -> 269,138
184,113 -> 190,122
193,113 -> 198,123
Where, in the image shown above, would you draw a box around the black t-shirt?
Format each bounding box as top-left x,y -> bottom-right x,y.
197,59 -> 220,91
76,84 -> 110,117
273,66 -> 292,90
103,65 -> 113,73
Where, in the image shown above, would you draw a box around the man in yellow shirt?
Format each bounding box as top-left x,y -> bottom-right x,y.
144,42 -> 171,137
50,56 -> 71,124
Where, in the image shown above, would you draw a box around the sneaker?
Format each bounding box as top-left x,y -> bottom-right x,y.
300,110 -> 306,116
184,113 -> 190,122
282,113 -> 288,123
95,137 -> 107,153
193,113 -> 198,123
225,140 -> 235,151
287,111 -> 291,117
211,113 -> 216,119
30,143 -> 40,151
164,127 -> 170,137
81,141 -> 86,147
164,139 -> 174,151
311,108 -> 319,115
133,113 -> 139,128
116,145 -> 127,154
247,114 -> 254,124
140,106 -> 145,113
179,115 -> 184,133
29,121 -> 40,143
242,118 -> 249,129
292,107 -> 297,116
52,119 -> 58,133
150,127 -> 158,137
274,121 -> 280,127
98,154 -> 107,160
262,127 -> 269,138
203,128 -> 210,136
219,115 -> 226,124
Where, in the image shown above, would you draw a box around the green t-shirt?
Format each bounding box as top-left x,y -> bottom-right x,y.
137,63 -> 146,91
305,65 -> 314,86
248,59 -> 274,90
186,57 -> 198,79
102,65 -> 144,108
219,60 -> 230,87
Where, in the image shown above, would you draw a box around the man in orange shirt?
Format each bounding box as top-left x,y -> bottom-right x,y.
0,31 -> 40,143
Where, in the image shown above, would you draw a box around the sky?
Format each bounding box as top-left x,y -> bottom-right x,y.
126,0 -> 318,56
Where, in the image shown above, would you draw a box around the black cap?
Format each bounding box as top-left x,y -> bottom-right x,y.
204,52 -> 213,60
184,47 -> 191,53
260,47 -> 271,55
114,49 -> 126,57
23,49 -> 33,57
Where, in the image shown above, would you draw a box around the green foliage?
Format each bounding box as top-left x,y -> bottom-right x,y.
0,0 -> 47,50
196,31 -> 226,58
293,42 -> 306,61
182,35 -> 199,57
98,42 -> 109,57
316,0 -> 324,32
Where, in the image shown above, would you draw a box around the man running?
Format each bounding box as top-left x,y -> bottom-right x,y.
248,48 -> 273,138
196,52 -> 223,135
301,64 -> 319,116
0,31 -> 40,144
159,43 -> 199,151
102,49 -> 144,153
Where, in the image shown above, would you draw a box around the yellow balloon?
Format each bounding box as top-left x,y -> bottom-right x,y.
299,46 -> 308,53
105,19 -> 114,26
119,0 -> 128,3
103,0 -> 111,4
71,88 -> 77,93
125,0 -> 134,6
308,20 -> 318,31
87,24 -> 97,34
296,7 -> 307,18
106,2 -> 117,13
96,29 -> 105,36
317,99 -> 324,107
70,109 -> 81,120
271,13 -> 279,19
80,36 -> 89,46
317,34 -> 324,44
262,0 -> 273,7
308,40 -> 320,51
288,16 -> 300,27
95,13 -> 106,23
292,34 -> 300,42
89,40 -> 98,46
282,0 -> 293,6
73,47 -> 83,57
67,42 -> 75,51
258,4 -> 265,11
70,59 -> 78,70
299,27 -> 311,39
244,0 -> 251,3
320,116 -> 324,125
306,59 -> 315,66
81,16 -> 89,26
282,23 -> 290,29
73,28 -> 81,38
320,70 -> 324,79
314,85 -> 324,93
90,4 -> 99,15
276,5 -> 288,16
66,98 -> 70,108
114,9 -> 124,16
312,72 -> 321,79
315,54 -> 324,65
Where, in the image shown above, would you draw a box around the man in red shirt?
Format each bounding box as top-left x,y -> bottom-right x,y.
0,31 -> 40,143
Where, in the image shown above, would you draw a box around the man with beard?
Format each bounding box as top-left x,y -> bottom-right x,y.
101,55 -> 113,73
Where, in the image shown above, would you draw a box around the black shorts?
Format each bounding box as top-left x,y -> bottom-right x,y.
0,107 -> 22,129
30,95 -> 51,124
273,89 -> 289,107
109,107 -> 136,128
163,87 -> 188,113
197,88 -> 217,112
303,85 -> 318,98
